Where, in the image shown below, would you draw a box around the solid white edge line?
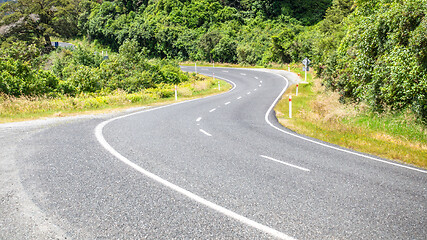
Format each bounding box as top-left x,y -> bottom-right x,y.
196,117 -> 202,122
199,129 -> 212,137
96,124 -> 294,240
260,155 -> 310,172
263,71 -> 427,174
94,73 -> 295,239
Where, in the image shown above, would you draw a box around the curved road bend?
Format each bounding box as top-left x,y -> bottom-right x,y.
1,67 -> 426,239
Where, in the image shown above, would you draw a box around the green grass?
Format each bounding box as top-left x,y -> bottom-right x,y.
275,65 -> 427,169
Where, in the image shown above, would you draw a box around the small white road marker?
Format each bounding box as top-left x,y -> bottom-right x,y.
225,102 -> 231,105
260,155 -> 310,172
196,117 -> 202,122
237,96 -> 242,100
209,108 -> 216,113
199,129 -> 212,137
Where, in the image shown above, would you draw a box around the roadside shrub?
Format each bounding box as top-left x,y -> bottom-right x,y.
323,0 -> 427,123
72,45 -> 104,67
0,57 -> 59,97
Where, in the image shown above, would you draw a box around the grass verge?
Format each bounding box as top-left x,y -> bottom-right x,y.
275,65 -> 427,169
0,75 -> 231,123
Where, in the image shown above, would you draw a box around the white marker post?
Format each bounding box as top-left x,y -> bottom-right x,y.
289,95 -> 292,118
288,64 -> 290,71
302,58 -> 310,84
296,84 -> 299,96
175,85 -> 178,101
305,70 -> 307,82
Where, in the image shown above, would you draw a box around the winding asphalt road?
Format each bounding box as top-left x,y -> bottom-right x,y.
1,67 -> 426,239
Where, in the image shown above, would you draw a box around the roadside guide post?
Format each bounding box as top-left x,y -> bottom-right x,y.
214,73 -> 220,91
289,95 -> 292,118
175,85 -> 178,101
296,84 -> 299,96
302,58 -> 310,83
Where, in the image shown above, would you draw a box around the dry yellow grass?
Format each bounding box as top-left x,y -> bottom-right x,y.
194,80 -> 213,91
177,87 -> 193,97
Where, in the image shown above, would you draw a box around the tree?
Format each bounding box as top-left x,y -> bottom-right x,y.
0,0 -> 82,52
199,31 -> 222,62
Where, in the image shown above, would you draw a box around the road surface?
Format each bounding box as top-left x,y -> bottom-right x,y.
1,67 -> 426,239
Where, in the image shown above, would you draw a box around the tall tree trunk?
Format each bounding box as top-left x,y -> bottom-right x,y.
44,34 -> 53,53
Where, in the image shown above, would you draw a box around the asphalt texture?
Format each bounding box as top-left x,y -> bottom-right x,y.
0,67 -> 426,239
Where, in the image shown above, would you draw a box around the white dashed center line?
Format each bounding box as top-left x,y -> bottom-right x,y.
260,155 -> 310,172
254,89 -> 257,91
255,77 -> 259,79
259,84 -> 262,87
199,129 -> 212,137
240,73 -> 247,76
209,108 -> 216,112
196,117 -> 202,122
247,92 -> 251,95
237,96 -> 242,100
225,102 -> 231,105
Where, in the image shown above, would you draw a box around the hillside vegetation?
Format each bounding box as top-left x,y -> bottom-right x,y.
0,0 -> 426,124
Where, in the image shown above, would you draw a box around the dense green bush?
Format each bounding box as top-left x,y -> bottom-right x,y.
50,44 -> 190,96
322,0 -> 427,122
0,56 -> 59,96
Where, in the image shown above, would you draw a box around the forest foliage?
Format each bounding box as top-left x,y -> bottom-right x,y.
0,0 -> 426,123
